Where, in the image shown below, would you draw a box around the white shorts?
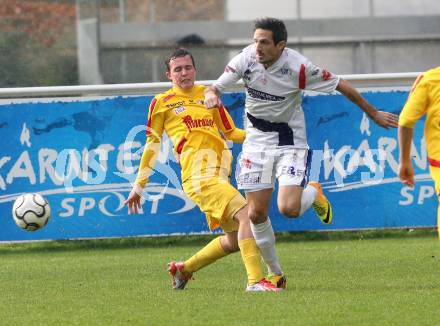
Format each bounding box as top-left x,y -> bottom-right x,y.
236,147 -> 311,192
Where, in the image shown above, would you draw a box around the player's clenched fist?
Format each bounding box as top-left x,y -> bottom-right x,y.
204,86 -> 222,109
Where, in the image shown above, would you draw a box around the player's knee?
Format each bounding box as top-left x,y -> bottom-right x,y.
225,242 -> 239,253
221,234 -> 239,253
248,208 -> 267,224
279,205 -> 301,218
234,205 -> 250,223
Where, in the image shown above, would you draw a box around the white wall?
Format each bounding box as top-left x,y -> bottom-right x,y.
226,0 -> 298,20
227,0 -> 440,20
374,0 -> 440,16
301,0 -> 371,18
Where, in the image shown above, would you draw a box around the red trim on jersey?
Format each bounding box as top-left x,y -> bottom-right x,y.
162,93 -> 176,103
322,69 -> 331,81
225,65 -> 236,73
146,98 -> 158,135
410,74 -> 424,94
175,137 -> 187,165
299,64 -> 306,89
429,157 -> 440,168
218,105 -> 232,130
176,137 -> 187,154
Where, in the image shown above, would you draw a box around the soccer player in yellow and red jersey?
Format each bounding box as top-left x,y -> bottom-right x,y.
124,48 -> 280,292
398,67 -> 440,237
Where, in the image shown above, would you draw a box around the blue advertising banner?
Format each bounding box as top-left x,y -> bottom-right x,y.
0,90 -> 436,241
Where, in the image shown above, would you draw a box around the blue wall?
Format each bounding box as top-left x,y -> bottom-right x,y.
0,91 -> 436,241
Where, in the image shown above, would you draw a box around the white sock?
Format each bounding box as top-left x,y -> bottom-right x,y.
299,185 -> 318,215
250,218 -> 283,276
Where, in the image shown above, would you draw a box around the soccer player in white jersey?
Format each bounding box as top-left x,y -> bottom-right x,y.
204,17 -> 399,288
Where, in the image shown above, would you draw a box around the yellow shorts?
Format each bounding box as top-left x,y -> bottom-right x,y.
182,176 -> 246,233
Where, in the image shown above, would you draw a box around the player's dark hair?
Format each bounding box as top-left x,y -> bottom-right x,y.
165,48 -> 196,71
254,17 -> 288,45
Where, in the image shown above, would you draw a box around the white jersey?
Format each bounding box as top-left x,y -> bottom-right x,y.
214,44 -> 340,149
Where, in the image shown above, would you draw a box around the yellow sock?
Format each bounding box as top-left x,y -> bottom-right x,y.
184,237 -> 228,274
239,238 -> 264,285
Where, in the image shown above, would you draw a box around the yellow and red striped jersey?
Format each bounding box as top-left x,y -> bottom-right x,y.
135,84 -> 245,187
399,67 -> 440,165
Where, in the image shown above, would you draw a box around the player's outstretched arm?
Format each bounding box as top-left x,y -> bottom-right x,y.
204,85 -> 223,109
124,136 -> 161,215
124,143 -> 160,215
125,96 -> 164,215
336,79 -> 399,129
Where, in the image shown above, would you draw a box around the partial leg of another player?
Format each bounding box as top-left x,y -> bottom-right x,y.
278,183 -> 332,224
246,188 -> 286,289
429,165 -> 440,239
168,235 -> 231,290
169,194 -> 280,292
276,149 -> 332,224
232,203 -> 281,292
437,203 -> 440,240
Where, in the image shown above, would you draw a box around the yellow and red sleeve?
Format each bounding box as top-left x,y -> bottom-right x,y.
135,97 -> 165,188
213,105 -> 246,143
399,74 -> 428,129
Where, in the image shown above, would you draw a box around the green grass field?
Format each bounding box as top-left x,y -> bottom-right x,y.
1,229 -> 440,325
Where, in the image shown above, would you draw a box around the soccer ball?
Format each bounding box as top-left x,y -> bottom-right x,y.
12,193 -> 51,231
